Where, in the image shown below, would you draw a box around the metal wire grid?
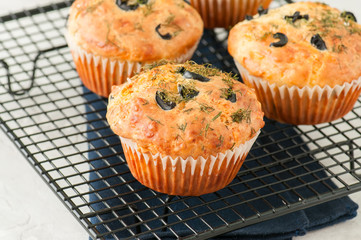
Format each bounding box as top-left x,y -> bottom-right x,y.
1,1 -> 361,239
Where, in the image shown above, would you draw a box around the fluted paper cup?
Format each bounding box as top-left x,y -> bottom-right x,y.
235,61 -> 361,125
65,32 -> 199,97
120,131 -> 260,196
190,0 -> 272,29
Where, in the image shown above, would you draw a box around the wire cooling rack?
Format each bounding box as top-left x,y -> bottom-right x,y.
1,1 -> 361,239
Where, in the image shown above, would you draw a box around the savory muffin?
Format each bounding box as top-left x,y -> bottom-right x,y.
106,62 -> 264,196
228,1 -> 361,125
66,0 -> 203,97
190,0 -> 273,29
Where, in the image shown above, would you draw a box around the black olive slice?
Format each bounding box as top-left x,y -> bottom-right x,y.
245,15 -> 253,21
258,6 -> 268,16
178,85 -> 199,100
221,88 -> 236,103
270,33 -> 288,47
182,70 -> 210,82
155,91 -> 176,110
155,24 -> 172,40
227,93 -> 236,103
285,11 -> 309,23
116,0 -> 139,11
176,67 -> 210,82
341,11 -> 357,22
291,11 -> 301,22
311,34 -> 327,50
176,67 -> 186,74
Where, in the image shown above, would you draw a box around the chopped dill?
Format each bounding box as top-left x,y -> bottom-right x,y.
205,123 -> 210,137
183,108 -> 194,113
271,23 -> 279,29
173,29 -> 183,37
231,108 -> 252,124
216,135 -> 224,148
134,22 -> 144,32
234,89 -> 243,96
165,14 -> 175,25
222,76 -> 234,88
142,60 -> 170,71
142,1 -> 154,16
185,62 -> 220,77
220,88 -> 234,100
251,127 -> 256,136
230,142 -> 236,151
333,44 -> 348,53
147,115 -> 163,125
177,123 -> 187,132
199,103 -> 215,114
205,90 -> 213,95
85,0 -> 103,13
175,134 -> 184,141
260,31 -> 272,40
212,111 -> 222,122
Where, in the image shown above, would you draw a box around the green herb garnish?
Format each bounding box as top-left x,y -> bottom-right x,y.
251,127 -> 256,136
142,1 -> 154,16
260,31 -> 272,40
231,108 -> 252,123
216,135 -> 224,148
230,142 -> 236,151
183,108 -> 194,113
175,134 -> 184,141
212,111 -> 222,122
177,123 -> 187,132
85,0 -> 103,13
142,60 -> 170,71
165,14 -> 175,25
147,115 -> 163,125
134,22 -> 144,31
205,123 -> 210,137
199,103 -> 215,114
220,88 -> 234,99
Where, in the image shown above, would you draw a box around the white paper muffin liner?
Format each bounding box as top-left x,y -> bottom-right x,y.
235,60 -> 361,125
65,31 -> 199,97
190,0 -> 272,28
120,131 -> 260,196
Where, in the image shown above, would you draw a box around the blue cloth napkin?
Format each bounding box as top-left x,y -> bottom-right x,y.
84,91 -> 357,240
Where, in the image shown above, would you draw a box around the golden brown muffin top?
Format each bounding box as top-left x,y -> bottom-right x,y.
106,62 -> 264,158
67,0 -> 203,61
228,1 -> 361,88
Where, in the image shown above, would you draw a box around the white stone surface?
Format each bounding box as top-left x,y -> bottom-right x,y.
0,0 -> 360,240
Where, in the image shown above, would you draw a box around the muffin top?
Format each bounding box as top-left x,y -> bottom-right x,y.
228,2 -> 361,88
67,0 -> 203,61
106,62 -> 264,158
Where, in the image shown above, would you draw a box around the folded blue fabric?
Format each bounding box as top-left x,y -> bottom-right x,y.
84,30 -> 357,240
